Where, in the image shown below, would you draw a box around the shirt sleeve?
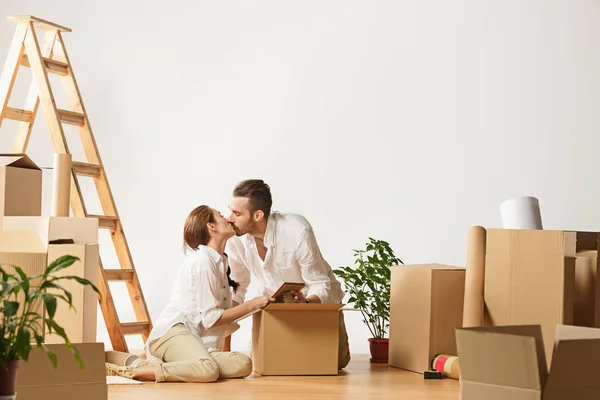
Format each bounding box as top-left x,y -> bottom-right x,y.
188,256 -> 224,329
225,238 -> 251,304
296,228 -> 332,304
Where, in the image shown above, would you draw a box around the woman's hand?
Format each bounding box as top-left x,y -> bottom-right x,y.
249,295 -> 275,310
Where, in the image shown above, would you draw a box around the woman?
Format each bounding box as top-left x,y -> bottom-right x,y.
105,205 -> 274,382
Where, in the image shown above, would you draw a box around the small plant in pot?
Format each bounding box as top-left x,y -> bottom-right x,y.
0,255 -> 100,399
334,237 -> 403,364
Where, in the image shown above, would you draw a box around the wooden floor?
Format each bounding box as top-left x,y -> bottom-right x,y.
108,355 -> 460,400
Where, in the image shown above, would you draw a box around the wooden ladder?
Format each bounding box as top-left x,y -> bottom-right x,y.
0,15 -> 152,352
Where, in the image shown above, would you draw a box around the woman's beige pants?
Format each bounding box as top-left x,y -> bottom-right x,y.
148,323 -> 252,383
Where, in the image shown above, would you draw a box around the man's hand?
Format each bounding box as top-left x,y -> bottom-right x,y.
291,290 -> 307,303
291,291 -> 321,303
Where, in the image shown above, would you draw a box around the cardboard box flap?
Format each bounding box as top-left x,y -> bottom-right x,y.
392,263 -> 464,271
265,303 -> 344,311
0,230 -> 46,252
1,217 -> 98,245
0,154 -> 40,170
462,380 -> 545,400
572,231 -> 600,252
456,326 -> 547,390
554,324 -> 600,342
545,338 -> 600,396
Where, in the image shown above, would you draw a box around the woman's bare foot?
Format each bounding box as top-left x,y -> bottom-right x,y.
132,366 -> 156,381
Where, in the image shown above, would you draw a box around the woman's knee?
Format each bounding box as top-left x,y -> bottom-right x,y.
231,352 -> 252,377
215,351 -> 252,378
185,359 -> 220,383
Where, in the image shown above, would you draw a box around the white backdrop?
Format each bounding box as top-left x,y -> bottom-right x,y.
1,0 -> 600,354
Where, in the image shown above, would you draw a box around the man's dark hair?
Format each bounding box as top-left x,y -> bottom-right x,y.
233,179 -> 273,219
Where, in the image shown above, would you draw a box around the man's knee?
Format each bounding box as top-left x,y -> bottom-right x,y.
339,352 -> 351,370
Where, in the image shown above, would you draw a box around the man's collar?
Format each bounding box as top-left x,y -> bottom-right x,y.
263,214 -> 276,247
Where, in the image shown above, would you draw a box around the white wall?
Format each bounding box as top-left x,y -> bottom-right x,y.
1,0 -> 600,355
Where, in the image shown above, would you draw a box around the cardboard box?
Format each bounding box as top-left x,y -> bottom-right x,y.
484,229 -> 577,362
0,230 -> 47,319
0,154 -> 42,216
456,324 -> 600,400
0,217 -> 99,342
572,231 -> 600,328
388,264 -> 465,373
16,342 -> 107,400
44,243 -> 99,344
251,303 -> 342,375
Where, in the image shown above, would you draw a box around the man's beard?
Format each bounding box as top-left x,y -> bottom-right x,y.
234,221 -> 256,236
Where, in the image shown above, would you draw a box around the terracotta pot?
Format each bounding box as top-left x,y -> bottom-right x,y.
0,360 -> 19,397
368,338 -> 389,364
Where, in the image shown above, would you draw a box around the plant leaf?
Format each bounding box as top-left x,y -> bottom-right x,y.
69,344 -> 84,370
12,266 -> 30,296
45,255 -> 79,276
34,333 -> 44,347
42,293 -> 58,319
45,319 -> 71,345
43,346 -> 58,368
51,276 -> 100,297
15,328 -> 31,361
3,300 -> 19,317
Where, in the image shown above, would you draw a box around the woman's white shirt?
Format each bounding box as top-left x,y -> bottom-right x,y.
145,245 -> 232,356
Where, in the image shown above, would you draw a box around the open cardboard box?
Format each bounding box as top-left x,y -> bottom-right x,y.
0,216 -> 99,343
250,303 -> 343,376
456,324 -> 600,400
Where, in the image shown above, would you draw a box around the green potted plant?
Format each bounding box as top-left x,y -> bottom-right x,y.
0,255 -> 100,399
333,237 -> 403,364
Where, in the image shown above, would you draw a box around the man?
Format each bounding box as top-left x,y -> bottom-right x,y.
224,179 -> 351,369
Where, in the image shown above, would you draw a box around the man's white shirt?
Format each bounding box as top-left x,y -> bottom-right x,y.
226,211 -> 344,305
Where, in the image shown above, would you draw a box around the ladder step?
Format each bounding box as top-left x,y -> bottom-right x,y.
88,214 -> 118,229
104,269 -> 135,282
73,161 -> 101,177
2,107 -> 33,123
120,322 -> 151,336
20,54 -> 69,76
58,109 -> 85,126
8,15 -> 72,32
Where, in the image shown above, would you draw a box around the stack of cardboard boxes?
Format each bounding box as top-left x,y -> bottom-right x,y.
387,227 -> 600,399
0,154 -> 106,399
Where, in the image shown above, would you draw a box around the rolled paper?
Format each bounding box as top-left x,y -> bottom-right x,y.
52,153 -> 72,217
431,354 -> 460,380
463,225 -> 486,327
500,196 -> 543,230
105,350 -> 139,367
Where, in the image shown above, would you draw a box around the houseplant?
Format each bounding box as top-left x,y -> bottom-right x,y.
0,255 -> 100,399
333,237 -> 403,364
